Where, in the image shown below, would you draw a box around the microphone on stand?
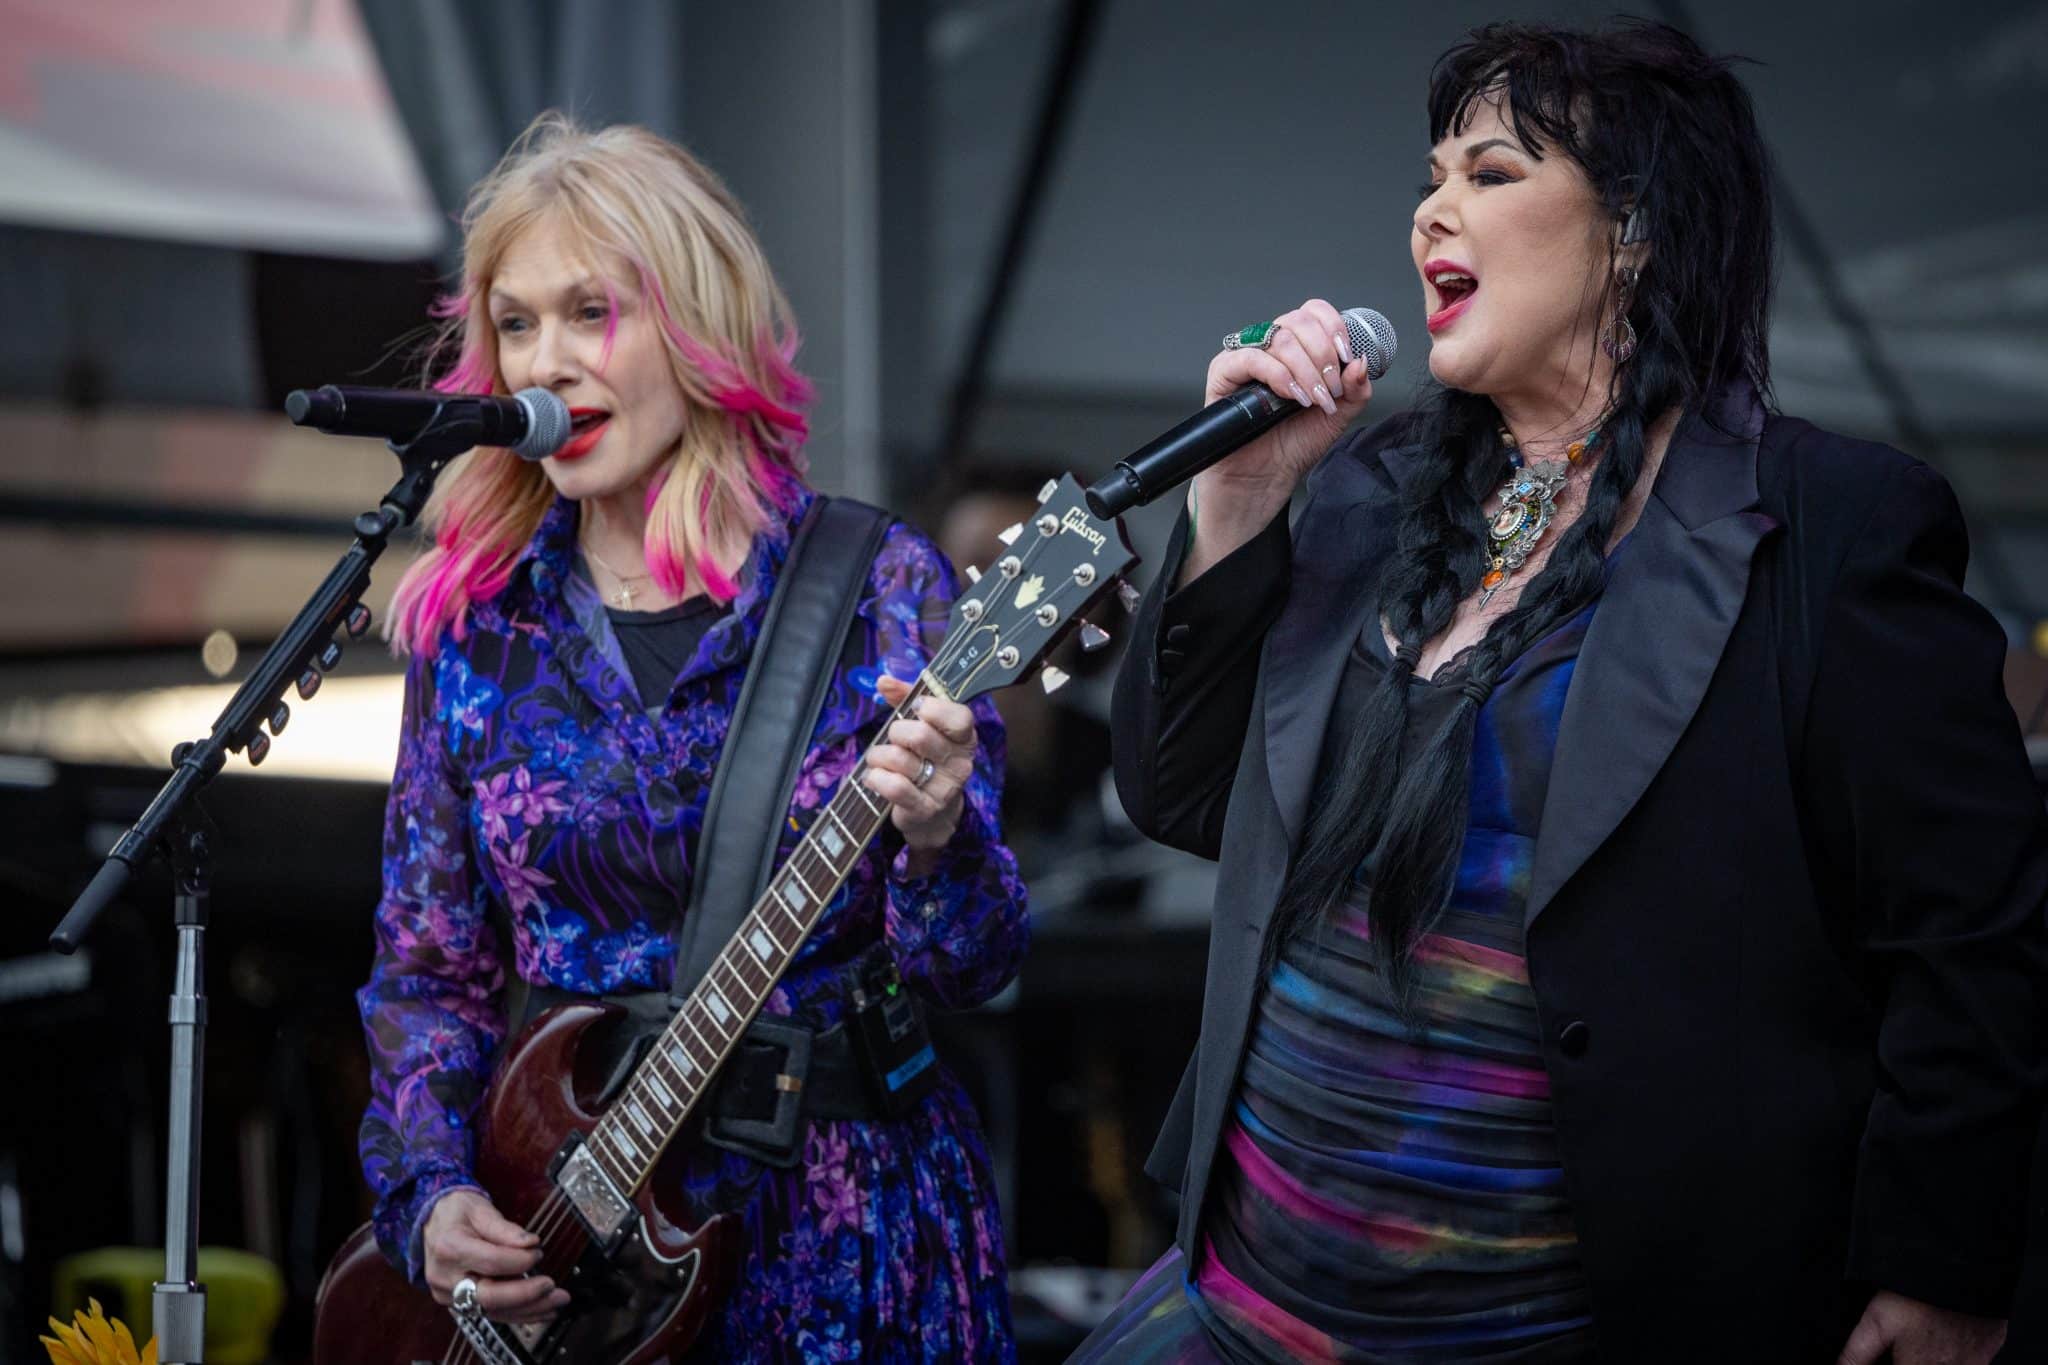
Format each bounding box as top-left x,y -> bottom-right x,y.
1084,307 -> 1396,518
284,385 -> 572,461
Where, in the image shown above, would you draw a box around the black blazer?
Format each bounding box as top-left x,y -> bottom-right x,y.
1111,384 -> 2048,1361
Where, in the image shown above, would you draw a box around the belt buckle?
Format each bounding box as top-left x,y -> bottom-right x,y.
703,1014 -> 813,1168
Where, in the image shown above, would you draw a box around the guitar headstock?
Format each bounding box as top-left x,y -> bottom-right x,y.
930,475 -> 1139,705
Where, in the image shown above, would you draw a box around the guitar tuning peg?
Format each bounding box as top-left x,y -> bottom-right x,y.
964,565 -> 981,584
1037,479 -> 1059,504
1039,665 -> 1071,695
1078,622 -> 1112,652
997,523 -> 1023,546
1116,579 -> 1141,614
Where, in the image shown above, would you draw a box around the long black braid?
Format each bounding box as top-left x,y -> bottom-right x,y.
1265,20 -> 1776,1003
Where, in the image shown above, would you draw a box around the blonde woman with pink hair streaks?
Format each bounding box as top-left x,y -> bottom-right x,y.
355,114 -> 1025,1362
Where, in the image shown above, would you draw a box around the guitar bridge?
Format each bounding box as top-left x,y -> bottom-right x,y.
447,1307 -> 531,1365
550,1133 -> 637,1253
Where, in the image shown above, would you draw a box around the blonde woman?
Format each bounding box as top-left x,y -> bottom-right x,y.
355,115 -> 1024,1362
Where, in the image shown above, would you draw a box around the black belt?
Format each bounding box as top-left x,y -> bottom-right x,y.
512,981 -> 910,1168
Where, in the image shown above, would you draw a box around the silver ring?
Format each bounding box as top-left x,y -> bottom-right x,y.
914,758 -> 936,788
452,1276 -> 480,1314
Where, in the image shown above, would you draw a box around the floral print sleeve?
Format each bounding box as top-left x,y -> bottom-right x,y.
867,525 -> 1031,1011
355,647 -> 507,1282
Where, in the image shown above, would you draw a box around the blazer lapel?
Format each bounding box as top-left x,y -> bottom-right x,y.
1262,444 -> 1415,856
1524,387 -> 1779,928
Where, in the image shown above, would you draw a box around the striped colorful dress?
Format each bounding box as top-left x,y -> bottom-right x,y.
1075,605 -> 1598,1363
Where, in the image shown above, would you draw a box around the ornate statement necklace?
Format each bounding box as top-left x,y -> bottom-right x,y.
1477,425 -> 1603,608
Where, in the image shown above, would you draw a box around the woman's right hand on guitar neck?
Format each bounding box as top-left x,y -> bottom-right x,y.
1181,298 -> 1374,586
423,1188 -> 572,1323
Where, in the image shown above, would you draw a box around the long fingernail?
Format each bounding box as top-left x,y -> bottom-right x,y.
1313,384 -> 1337,415
1288,381 -> 1312,408
1335,330 -> 1354,365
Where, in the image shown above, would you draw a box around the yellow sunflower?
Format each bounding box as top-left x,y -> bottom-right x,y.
40,1298 -> 157,1365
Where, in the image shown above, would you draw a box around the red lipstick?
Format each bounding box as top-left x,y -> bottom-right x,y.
552,408 -> 611,461
1426,295 -> 1475,334
1422,258 -> 1478,334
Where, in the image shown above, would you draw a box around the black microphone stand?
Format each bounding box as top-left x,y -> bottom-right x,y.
48,404 -> 495,1364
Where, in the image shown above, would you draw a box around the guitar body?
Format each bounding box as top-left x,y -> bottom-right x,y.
314,1002 -> 738,1365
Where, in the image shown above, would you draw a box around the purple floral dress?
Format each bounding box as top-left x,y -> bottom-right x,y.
357,490 -> 1026,1362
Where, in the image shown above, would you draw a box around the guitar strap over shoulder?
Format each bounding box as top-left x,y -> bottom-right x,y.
669,494 -> 892,1009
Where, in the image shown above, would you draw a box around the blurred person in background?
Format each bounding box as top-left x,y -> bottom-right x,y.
1083,20 -> 2046,1365
356,114 -> 1025,1362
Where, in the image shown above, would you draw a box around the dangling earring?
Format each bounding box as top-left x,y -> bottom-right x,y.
1599,314 -> 1637,364
1600,266 -> 1639,364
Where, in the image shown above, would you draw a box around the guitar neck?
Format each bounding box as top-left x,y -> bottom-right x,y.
579,674 -> 943,1195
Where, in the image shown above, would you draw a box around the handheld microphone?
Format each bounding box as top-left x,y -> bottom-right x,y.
1084,307 -> 1396,518
284,385 -> 573,461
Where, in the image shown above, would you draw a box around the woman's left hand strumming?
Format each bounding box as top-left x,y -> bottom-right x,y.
866,674 -> 978,875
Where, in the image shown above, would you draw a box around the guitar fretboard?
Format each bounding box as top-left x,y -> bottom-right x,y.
577,675 -> 940,1195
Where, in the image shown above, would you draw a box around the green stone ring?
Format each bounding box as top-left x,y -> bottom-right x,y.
1221,321 -> 1279,351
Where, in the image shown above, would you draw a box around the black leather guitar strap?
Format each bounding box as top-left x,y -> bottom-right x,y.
669,495 -> 891,1008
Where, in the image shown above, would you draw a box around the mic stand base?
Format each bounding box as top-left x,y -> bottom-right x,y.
154,1284 -> 206,1365
155,800 -> 211,1363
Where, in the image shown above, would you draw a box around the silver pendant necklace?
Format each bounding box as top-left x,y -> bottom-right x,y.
1476,427 -> 1602,609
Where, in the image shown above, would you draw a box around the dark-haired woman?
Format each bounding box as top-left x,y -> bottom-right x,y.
1079,19 -> 2045,1365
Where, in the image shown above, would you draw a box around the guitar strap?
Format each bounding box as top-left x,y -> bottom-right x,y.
670,494 -> 892,1008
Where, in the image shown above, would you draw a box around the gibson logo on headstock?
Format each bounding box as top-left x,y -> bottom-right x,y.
1060,507 -> 1107,553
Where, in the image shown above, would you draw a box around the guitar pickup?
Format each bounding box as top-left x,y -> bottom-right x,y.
548,1132 -> 637,1254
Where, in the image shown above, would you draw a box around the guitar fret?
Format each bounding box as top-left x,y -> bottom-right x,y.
632,1078 -> 673,1126
608,1122 -> 643,1166
587,1135 -> 631,1190
703,985 -> 734,1029
771,885 -> 803,928
850,778 -> 883,816
666,1038 -> 702,1082
683,1009 -> 723,1054
729,949 -> 769,998
626,1099 -> 656,1138
721,955 -> 766,1007
647,1069 -> 677,1109
746,921 -> 779,963
826,808 -> 859,856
